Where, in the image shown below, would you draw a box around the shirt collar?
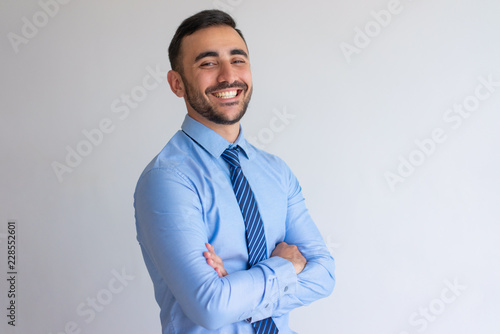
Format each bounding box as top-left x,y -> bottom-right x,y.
181,115 -> 252,160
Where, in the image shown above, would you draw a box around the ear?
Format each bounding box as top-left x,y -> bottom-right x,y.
167,70 -> 185,97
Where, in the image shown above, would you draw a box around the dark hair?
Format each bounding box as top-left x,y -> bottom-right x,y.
168,9 -> 246,73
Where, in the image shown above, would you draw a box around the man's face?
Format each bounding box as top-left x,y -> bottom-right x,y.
178,25 -> 253,125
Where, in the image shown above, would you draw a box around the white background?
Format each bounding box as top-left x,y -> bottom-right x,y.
1,0 -> 499,333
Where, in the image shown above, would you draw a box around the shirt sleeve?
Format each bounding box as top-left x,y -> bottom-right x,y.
134,167 -> 298,330
271,161 -> 336,317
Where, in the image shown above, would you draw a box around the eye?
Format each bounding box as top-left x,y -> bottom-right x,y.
200,61 -> 216,67
233,59 -> 246,64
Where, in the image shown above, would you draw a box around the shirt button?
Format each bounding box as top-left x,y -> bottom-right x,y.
284,286 -> 288,292
265,304 -> 269,308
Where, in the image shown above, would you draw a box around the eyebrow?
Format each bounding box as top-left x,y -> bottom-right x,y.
194,51 -> 218,62
230,49 -> 248,58
194,49 -> 248,63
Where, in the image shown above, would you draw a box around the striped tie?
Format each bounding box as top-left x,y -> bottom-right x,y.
221,147 -> 279,334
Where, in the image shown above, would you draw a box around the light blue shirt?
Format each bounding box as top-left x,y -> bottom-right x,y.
134,115 -> 335,333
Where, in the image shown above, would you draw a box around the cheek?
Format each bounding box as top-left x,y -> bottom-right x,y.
194,74 -> 216,93
240,69 -> 252,86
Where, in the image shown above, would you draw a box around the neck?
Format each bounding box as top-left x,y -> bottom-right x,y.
187,111 -> 240,143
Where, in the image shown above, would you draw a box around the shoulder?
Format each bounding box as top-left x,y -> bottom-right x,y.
245,141 -> 291,172
137,130 -> 200,187
243,141 -> 297,189
244,141 -> 304,201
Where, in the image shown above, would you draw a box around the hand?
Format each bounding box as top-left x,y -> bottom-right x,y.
271,242 -> 307,275
203,243 -> 228,277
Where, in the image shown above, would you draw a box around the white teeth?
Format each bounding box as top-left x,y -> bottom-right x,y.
213,90 -> 238,99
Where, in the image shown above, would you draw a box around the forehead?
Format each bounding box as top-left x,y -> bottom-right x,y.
181,25 -> 248,62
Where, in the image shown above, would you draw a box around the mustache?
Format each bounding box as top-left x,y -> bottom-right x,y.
205,81 -> 248,94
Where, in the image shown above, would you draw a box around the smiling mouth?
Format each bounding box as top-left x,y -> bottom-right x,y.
211,89 -> 242,99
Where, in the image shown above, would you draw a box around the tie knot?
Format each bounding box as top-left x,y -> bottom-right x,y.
221,147 -> 241,169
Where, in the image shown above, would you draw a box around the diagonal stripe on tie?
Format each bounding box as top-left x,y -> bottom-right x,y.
221,147 -> 279,334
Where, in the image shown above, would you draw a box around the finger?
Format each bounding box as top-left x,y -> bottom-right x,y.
204,243 -> 227,277
207,257 -> 224,276
207,245 -> 223,264
206,258 -> 220,271
204,254 -> 218,269
205,243 -> 215,253
210,252 -> 222,263
208,255 -> 223,271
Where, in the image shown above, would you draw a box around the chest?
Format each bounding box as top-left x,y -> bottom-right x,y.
198,163 -> 288,271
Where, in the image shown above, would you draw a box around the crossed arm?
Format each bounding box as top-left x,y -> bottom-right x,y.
204,242 -> 307,278
136,165 -> 335,329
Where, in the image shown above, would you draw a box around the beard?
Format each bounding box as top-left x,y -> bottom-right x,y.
182,77 -> 252,125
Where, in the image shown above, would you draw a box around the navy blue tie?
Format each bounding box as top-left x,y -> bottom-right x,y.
221,147 -> 279,334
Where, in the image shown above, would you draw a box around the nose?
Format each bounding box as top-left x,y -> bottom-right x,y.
217,60 -> 237,84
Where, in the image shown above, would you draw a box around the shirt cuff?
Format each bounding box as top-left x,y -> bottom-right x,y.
249,256 -> 297,323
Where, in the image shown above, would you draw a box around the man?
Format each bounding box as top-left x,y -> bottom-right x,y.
134,9 -> 335,333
